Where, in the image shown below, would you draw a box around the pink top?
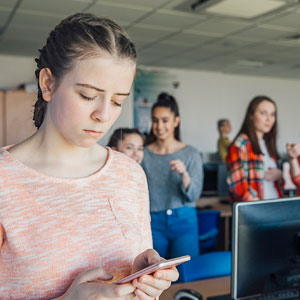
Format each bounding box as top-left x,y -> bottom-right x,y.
0,147 -> 152,300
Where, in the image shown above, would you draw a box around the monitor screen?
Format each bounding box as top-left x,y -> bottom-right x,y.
231,197 -> 300,299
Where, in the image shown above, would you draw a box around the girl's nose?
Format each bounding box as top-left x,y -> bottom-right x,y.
91,98 -> 110,122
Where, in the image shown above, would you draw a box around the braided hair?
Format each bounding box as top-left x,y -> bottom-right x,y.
34,13 -> 137,128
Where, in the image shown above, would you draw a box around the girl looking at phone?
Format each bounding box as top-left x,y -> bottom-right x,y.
0,13 -> 178,300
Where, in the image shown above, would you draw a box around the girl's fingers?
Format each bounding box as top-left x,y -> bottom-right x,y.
86,282 -> 135,298
134,275 -> 170,291
154,267 -> 179,281
133,281 -> 161,297
135,288 -> 156,300
76,267 -> 113,284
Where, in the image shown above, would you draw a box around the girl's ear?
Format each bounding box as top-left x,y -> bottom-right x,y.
111,146 -> 117,150
39,68 -> 55,102
174,116 -> 180,128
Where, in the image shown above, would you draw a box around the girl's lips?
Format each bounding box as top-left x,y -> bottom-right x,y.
84,129 -> 103,138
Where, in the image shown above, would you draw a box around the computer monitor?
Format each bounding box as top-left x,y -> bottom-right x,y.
231,197 -> 300,299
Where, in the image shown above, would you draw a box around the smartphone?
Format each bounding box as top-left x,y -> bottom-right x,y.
114,255 -> 191,284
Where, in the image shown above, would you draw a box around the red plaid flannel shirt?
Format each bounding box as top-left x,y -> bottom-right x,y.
226,133 -> 282,202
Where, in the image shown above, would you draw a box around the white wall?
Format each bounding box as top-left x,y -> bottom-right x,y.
172,68 -> 300,156
0,54 -> 36,89
1,53 -> 299,155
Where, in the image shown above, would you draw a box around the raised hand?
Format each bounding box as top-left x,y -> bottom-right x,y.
264,168 -> 282,182
287,143 -> 300,159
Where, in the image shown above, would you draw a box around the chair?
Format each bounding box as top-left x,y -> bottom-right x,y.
178,251 -> 231,282
197,210 -> 220,254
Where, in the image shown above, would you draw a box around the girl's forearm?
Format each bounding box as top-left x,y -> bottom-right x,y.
181,171 -> 191,190
289,158 -> 300,178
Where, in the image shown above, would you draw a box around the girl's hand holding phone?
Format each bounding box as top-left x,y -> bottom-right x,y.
56,267 -> 135,300
124,249 -> 181,300
56,249 -> 182,300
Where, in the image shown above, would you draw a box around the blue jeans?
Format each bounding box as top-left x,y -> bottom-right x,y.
151,206 -> 199,259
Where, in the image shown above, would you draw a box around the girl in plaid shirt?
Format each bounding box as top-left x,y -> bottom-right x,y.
227,96 -> 283,202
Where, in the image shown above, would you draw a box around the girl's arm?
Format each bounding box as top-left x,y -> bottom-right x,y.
54,267 -> 135,300
170,150 -> 204,202
287,143 -> 300,189
169,159 -> 191,190
289,157 -> 300,190
227,145 -> 257,201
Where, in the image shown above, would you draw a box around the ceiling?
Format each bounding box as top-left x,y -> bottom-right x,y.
1,0 -> 300,79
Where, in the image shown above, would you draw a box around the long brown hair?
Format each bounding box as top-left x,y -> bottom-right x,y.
235,95 -> 279,159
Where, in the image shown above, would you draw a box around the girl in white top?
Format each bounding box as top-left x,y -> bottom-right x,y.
0,13 -> 178,300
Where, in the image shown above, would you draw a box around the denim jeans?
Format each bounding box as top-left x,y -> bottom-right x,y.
151,206 -> 199,259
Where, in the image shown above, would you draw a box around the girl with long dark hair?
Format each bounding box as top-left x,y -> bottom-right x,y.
227,96 -> 283,202
142,92 -> 203,263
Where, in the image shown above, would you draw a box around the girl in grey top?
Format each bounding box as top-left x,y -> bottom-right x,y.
143,145 -> 203,212
141,92 -> 203,273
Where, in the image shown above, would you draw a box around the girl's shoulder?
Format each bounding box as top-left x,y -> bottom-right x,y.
109,148 -> 145,173
232,133 -> 251,149
0,146 -> 13,166
184,144 -> 200,154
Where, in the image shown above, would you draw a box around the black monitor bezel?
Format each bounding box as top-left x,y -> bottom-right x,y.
231,197 -> 300,299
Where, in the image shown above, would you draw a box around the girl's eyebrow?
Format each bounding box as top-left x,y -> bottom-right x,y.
76,83 -> 130,96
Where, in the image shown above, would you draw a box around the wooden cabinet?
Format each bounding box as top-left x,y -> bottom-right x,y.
0,90 -> 37,147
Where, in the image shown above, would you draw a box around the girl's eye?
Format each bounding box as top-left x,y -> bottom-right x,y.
80,93 -> 97,101
112,100 -> 122,107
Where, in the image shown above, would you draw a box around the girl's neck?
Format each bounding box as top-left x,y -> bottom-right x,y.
9,129 -> 107,179
31,126 -> 100,163
11,119 -> 105,163
256,131 -> 264,141
150,137 -> 184,154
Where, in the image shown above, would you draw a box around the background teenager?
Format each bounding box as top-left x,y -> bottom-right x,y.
217,119 -> 232,162
0,13 -> 178,300
227,96 -> 283,202
107,128 -> 144,164
286,142 -> 300,194
142,92 -> 203,262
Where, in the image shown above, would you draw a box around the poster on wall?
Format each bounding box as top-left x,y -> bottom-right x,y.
134,68 -> 180,135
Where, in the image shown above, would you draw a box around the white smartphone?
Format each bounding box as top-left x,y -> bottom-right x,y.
114,255 -> 191,284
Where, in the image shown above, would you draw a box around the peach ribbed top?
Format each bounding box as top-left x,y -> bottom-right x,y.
0,147 -> 152,300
